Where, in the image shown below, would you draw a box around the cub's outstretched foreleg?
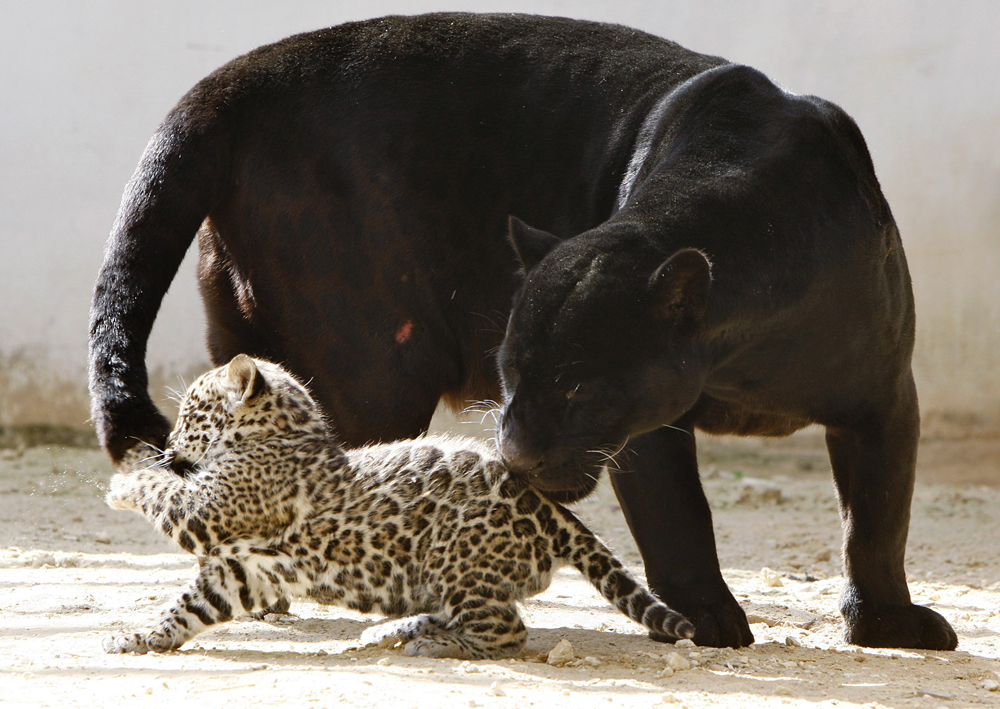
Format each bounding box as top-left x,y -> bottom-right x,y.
104,544 -> 298,653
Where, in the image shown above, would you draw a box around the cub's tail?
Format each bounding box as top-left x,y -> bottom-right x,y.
89,77 -> 233,463
559,508 -> 695,641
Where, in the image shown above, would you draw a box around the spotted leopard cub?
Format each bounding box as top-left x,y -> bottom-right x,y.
104,355 -> 694,658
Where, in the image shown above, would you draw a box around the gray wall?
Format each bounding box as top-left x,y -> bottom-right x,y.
2,0 -> 998,434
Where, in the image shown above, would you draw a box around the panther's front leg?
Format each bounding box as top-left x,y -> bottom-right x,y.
612,421 -> 753,648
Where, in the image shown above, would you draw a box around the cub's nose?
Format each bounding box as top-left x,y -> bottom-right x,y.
165,450 -> 195,476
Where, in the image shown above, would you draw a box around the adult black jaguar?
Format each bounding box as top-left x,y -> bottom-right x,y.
89,12 -> 957,650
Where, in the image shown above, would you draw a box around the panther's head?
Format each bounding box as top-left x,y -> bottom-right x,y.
496,218 -> 712,502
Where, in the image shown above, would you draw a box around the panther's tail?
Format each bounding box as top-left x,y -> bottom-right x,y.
88,76 -> 234,463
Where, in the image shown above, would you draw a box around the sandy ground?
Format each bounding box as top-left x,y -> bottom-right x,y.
1,429 -> 999,708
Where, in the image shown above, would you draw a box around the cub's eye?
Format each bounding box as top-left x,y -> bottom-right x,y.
566,383 -> 596,404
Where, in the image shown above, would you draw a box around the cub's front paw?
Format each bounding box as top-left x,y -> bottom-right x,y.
844,602 -> 957,650
103,630 -> 182,654
103,633 -> 149,654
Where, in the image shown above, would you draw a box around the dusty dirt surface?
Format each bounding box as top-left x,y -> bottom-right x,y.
1,430 -> 999,708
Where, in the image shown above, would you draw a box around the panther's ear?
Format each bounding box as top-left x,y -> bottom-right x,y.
508,216 -> 562,272
649,249 -> 713,332
226,354 -> 267,403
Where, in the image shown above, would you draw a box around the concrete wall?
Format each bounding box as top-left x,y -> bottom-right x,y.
2,0 -> 998,435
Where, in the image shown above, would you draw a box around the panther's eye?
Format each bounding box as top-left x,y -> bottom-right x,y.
566,383 -> 596,404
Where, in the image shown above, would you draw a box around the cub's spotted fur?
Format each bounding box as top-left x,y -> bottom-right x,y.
105,355 -> 694,658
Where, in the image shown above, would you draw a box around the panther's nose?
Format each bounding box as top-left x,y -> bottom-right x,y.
502,451 -> 545,477
498,430 -> 545,477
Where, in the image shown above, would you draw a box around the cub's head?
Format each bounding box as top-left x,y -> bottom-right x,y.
166,355 -> 329,474
497,218 -> 712,501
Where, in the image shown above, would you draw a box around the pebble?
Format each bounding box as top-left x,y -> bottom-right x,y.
664,652 -> 691,671
565,656 -> 602,667
916,689 -> 954,700
784,636 -> 802,647
547,639 -> 574,665
675,638 -> 696,648
487,681 -> 505,697
460,660 -> 481,674
982,679 -> 999,691
739,478 -> 783,504
746,614 -> 775,627
29,552 -> 56,568
757,567 -> 783,588
94,532 -> 112,545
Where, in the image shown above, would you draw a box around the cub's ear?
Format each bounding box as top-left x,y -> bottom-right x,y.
508,216 -> 562,272
649,249 -> 713,332
226,354 -> 267,403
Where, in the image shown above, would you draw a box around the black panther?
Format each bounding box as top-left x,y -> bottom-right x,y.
89,13 -> 957,650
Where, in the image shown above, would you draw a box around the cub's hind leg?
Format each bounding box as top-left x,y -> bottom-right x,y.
360,599 -> 527,659
403,584 -> 528,660
409,601 -> 527,659
360,614 -> 449,649
250,597 -> 292,621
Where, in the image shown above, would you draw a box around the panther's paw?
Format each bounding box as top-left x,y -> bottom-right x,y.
649,597 -> 753,648
844,602 -> 957,650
